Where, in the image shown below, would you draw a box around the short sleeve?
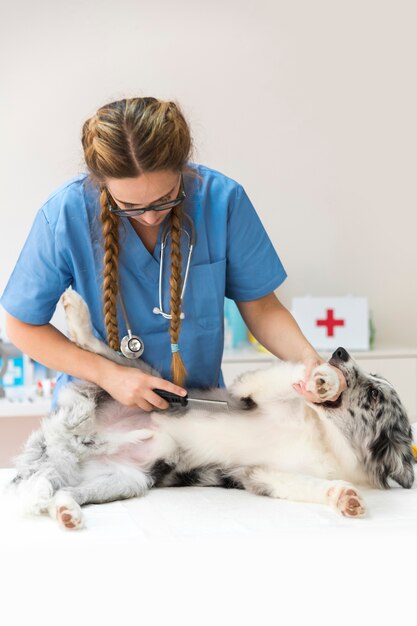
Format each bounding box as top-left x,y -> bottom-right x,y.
225,184 -> 287,301
0,208 -> 72,324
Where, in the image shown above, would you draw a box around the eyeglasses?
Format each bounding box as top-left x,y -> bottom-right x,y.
105,173 -> 186,217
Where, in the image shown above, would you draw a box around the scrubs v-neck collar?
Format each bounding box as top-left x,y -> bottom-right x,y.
121,216 -> 166,283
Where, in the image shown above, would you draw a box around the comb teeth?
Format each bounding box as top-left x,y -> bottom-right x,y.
153,389 -> 229,413
186,398 -> 230,414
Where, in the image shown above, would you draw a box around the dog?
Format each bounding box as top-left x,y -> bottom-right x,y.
8,288 -> 415,529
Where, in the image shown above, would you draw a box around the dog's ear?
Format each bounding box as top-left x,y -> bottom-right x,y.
390,451 -> 415,489
369,425 -> 415,489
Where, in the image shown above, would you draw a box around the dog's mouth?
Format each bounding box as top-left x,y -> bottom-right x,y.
310,358 -> 348,410
317,394 -> 344,409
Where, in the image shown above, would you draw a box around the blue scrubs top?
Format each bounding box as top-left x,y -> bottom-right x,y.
0,162 -> 287,404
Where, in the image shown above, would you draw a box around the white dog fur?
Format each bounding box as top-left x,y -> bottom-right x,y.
9,288 -> 414,529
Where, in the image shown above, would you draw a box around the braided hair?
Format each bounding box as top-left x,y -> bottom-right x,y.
81,97 -> 198,386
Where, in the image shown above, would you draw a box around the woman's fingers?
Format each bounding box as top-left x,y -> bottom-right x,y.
292,381 -> 320,402
103,367 -> 187,411
294,364 -> 347,403
303,356 -> 323,383
147,390 -> 170,410
135,398 -> 155,412
150,377 -> 187,397
144,377 -> 187,411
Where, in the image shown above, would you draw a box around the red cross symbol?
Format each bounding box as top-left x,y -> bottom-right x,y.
316,309 -> 345,337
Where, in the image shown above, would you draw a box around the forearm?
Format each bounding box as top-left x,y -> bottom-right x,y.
237,294 -> 319,363
237,293 -> 346,401
5,314 -> 117,386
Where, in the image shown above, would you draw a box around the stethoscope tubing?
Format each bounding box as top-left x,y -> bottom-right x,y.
155,213 -> 195,320
118,212 -> 195,357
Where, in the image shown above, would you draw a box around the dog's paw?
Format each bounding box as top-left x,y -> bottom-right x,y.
60,287 -> 93,346
327,482 -> 366,518
306,364 -> 340,401
56,504 -> 84,530
60,286 -> 89,321
51,492 -> 84,530
229,369 -> 264,408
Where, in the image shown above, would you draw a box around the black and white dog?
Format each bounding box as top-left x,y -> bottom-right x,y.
9,288 -> 415,529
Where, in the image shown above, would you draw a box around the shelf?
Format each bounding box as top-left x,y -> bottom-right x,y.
0,399 -> 51,418
223,345 -> 417,362
2,345 -> 416,417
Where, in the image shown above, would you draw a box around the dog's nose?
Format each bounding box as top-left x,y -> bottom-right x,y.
331,347 -> 350,362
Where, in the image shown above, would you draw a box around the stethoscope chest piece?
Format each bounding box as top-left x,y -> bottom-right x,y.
120,332 -> 145,359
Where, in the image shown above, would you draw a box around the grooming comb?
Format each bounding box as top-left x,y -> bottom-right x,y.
153,389 -> 229,414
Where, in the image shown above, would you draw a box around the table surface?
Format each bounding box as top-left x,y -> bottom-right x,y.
2,427 -> 416,623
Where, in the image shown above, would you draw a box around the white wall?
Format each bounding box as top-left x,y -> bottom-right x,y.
1,0 -> 416,347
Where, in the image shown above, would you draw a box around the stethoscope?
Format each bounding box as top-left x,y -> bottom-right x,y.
118,212 -> 196,359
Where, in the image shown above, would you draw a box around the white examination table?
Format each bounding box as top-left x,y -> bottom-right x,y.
0,426 -> 416,625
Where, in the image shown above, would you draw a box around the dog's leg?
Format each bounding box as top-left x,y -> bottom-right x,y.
60,287 -> 126,365
12,472 -> 55,516
47,460 -> 152,529
230,361 -> 341,406
60,288 -> 158,377
230,361 -> 306,405
88,428 -> 154,456
47,490 -> 84,530
54,382 -> 98,430
236,467 -> 366,518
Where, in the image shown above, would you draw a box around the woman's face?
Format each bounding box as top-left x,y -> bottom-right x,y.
105,170 -> 181,227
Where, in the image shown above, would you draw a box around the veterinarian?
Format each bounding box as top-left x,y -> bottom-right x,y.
1,97 -> 346,411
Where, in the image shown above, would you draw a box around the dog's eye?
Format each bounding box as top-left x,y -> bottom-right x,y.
366,386 -> 380,402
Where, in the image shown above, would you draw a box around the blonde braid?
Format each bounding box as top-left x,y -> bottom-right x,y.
81,97 -> 201,366
169,205 -> 187,386
99,189 -> 121,351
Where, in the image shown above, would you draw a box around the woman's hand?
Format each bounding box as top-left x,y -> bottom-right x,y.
2,314 -> 186,411
292,353 -> 347,403
97,362 -> 187,412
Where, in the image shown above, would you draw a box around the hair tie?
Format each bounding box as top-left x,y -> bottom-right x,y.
171,343 -> 179,353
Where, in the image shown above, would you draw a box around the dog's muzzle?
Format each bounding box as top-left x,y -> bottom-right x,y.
328,347 -> 352,392
329,347 -> 350,366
